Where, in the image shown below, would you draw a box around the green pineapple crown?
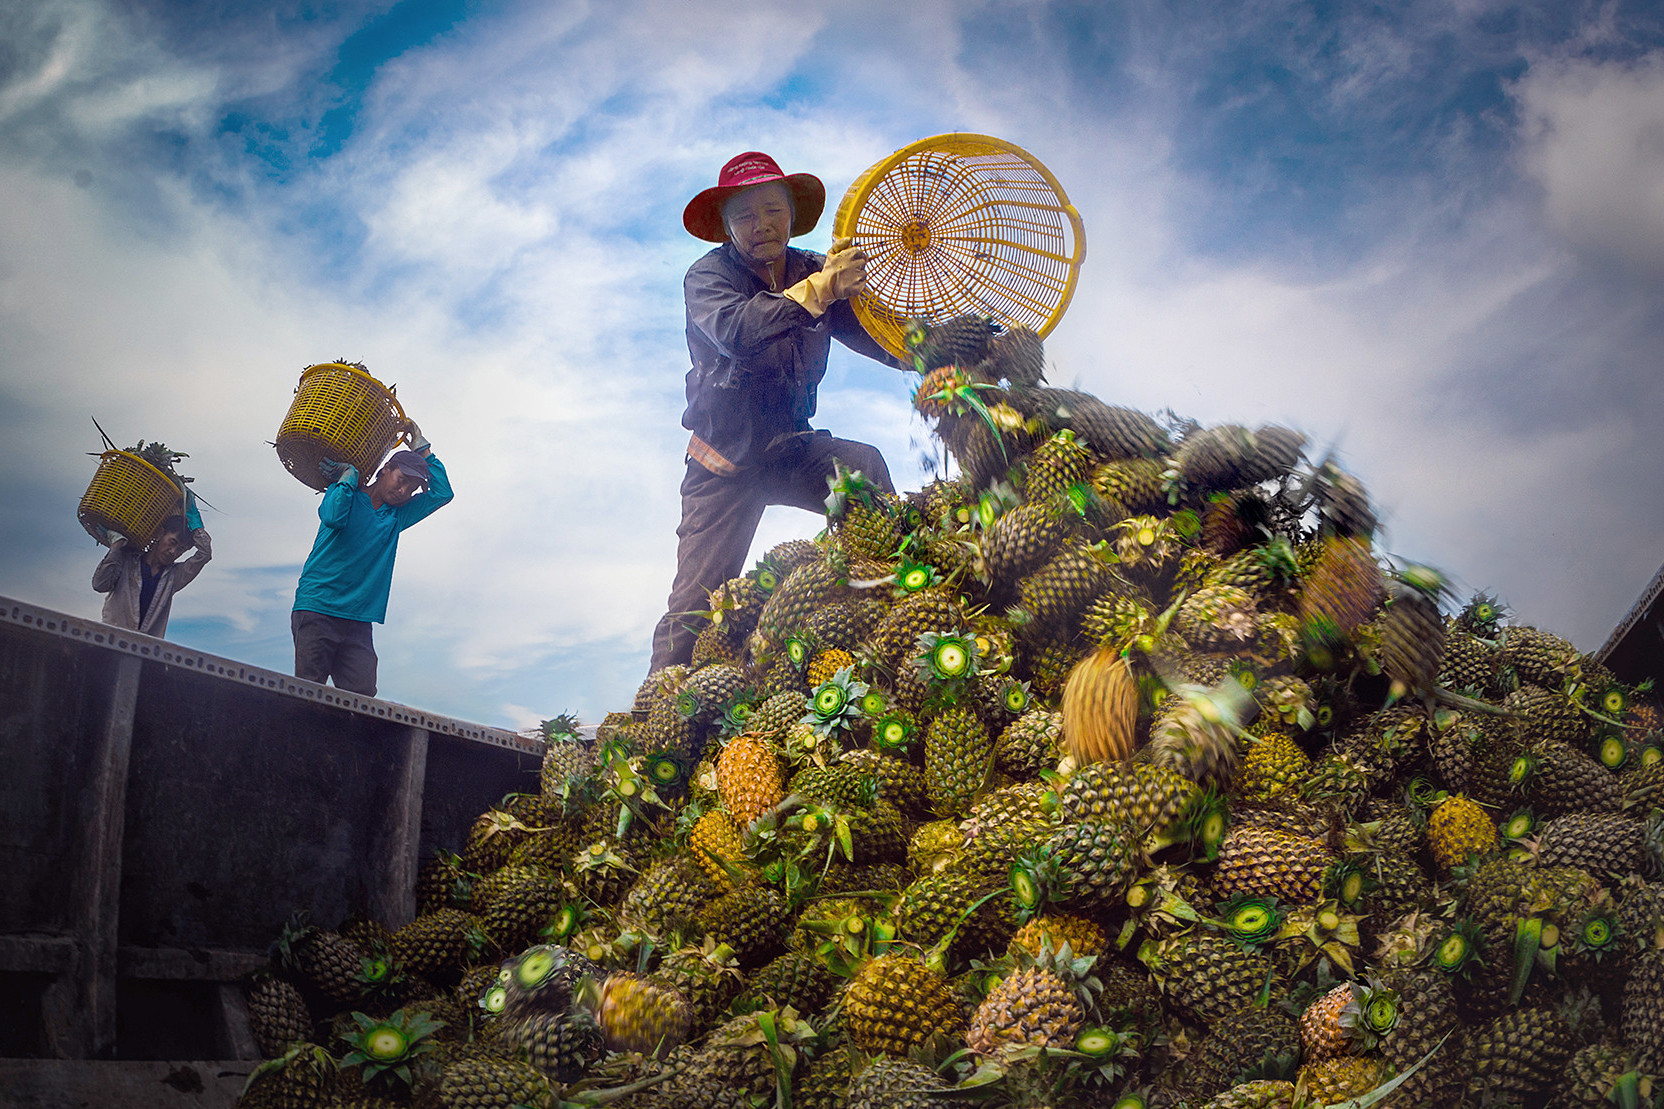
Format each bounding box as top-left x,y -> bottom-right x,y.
1427,918 -> 1483,978
801,667 -> 870,736
1009,847 -> 1065,924
540,713 -> 583,741
824,459 -> 888,519
871,709 -> 918,755
1213,893 -> 1285,947
893,554 -> 942,596
1455,591 -> 1507,638
338,1008 -> 443,1090
912,630 -> 982,688
1335,975 -> 1400,1052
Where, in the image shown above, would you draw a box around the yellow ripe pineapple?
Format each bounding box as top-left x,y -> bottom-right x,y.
596,972 -> 693,1057
1299,977 -> 1400,1062
715,733 -> 784,825
808,647 -> 856,687
1008,913 -> 1108,959
1299,1055 -> 1385,1103
687,809 -> 748,887
1427,794 -> 1498,872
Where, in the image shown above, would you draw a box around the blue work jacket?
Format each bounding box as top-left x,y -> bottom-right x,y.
681,242 -> 895,474
292,454 -> 453,624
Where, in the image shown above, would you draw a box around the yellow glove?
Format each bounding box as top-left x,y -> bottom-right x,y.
784,238 -> 867,317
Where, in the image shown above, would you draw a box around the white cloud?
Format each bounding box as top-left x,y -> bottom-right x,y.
1516,52 -> 1664,277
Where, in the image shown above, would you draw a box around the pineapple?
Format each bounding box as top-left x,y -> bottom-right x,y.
924,705 -> 994,817
238,1044 -> 337,1109
845,953 -> 962,1057
1181,1003 -> 1302,1101
715,732 -> 784,823
1234,731 -> 1312,802
755,555 -> 846,648
1008,542 -> 1115,636
994,708 -> 1065,778
1425,794 -> 1498,872
1623,949 -> 1664,1072
733,950 -> 835,1016
1560,1042 -> 1646,1109
1018,386 -> 1168,459
1297,1055 -> 1384,1103
596,972 -> 692,1057
1297,977 -> 1398,1062
1007,913 -> 1109,960
437,1053 -> 552,1109
965,955 -> 1085,1057
246,972 -> 312,1058
987,325 -> 1046,387
1140,930 -> 1280,1025
616,856 -> 715,936
1024,429 -> 1095,505
845,1056 -> 945,1109
1091,457 -> 1167,513
1533,811 -> 1655,882
1199,1080 -> 1301,1109
496,1008 -> 604,1084
1464,1006 -> 1574,1103
697,883 -> 788,968
1211,826 -> 1332,905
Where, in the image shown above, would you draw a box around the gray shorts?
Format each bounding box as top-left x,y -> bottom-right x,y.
291,610 -> 378,697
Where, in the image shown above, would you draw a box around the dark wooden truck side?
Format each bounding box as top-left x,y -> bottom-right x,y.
0,597 -> 542,1108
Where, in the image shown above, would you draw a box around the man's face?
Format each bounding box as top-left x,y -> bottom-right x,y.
723,183 -> 794,266
374,465 -> 421,506
148,529 -> 188,566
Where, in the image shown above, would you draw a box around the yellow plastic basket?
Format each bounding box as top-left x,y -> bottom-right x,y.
832,133 -> 1086,360
79,450 -> 184,548
275,363 -> 409,491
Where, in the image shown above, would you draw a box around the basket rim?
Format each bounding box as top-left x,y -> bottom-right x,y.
832,131 -> 1087,359
296,362 -> 408,419
91,449 -> 187,500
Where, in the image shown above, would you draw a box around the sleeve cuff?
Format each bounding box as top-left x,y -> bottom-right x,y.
783,271 -> 836,318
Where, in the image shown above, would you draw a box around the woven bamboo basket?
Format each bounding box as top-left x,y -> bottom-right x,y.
275,363 -> 409,491
832,133 -> 1086,360
79,451 -> 184,548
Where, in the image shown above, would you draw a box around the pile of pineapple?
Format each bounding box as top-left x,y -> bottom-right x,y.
236,319 -> 1664,1109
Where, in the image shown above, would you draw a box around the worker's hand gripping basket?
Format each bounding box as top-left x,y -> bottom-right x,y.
833,133 -> 1086,359
275,362 -> 410,491
78,450 -> 184,548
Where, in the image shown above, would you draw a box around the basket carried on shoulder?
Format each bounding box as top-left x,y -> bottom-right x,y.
79,450 -> 184,548
832,133 -> 1086,360
276,362 -> 409,491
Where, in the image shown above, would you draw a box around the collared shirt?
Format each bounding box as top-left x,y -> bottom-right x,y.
681,242 -> 894,474
93,531 -> 213,637
292,454 -> 453,624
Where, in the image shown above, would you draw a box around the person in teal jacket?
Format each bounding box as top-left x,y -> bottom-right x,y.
292,424 -> 452,696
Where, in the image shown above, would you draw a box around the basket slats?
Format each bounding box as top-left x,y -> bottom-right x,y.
275,363 -> 407,491
834,134 -> 1085,360
79,452 -> 183,547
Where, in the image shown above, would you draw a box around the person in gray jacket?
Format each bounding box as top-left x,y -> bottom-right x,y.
92,495 -> 212,637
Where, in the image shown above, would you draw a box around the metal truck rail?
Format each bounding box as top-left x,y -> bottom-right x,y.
0,596 -> 544,1107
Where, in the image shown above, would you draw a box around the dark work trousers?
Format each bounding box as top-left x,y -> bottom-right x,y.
292,610 -> 379,696
649,431 -> 893,673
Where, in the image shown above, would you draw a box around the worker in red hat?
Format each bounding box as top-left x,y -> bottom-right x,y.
649,151 -> 901,671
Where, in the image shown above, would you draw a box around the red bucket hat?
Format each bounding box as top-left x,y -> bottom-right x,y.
683,151 -> 826,243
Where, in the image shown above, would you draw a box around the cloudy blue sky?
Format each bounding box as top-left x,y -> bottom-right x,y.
3,0 -> 1663,729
